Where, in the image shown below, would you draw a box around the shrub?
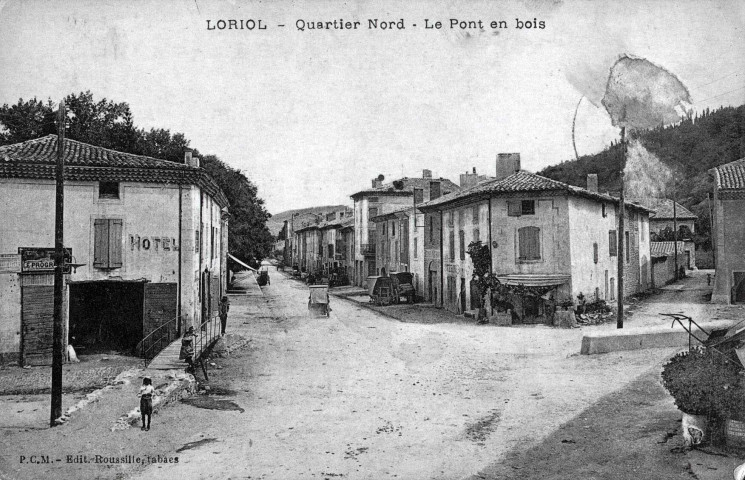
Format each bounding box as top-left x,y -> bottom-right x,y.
661,347 -> 744,418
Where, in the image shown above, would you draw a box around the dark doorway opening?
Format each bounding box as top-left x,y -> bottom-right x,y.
69,282 -> 144,354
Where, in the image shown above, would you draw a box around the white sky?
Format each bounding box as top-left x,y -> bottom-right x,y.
1,0 -> 743,213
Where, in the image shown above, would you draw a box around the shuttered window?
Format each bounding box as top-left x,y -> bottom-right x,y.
414,188 -> 424,204
518,226 -> 540,260
507,201 -> 521,217
93,218 -> 123,269
449,230 -> 455,261
459,230 -> 466,260
473,228 -> 480,243
472,205 -> 479,224
609,230 -> 617,256
625,231 -> 630,263
593,242 -> 599,264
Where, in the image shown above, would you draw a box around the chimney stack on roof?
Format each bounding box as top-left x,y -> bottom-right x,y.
184,149 -> 199,168
422,169 -> 432,179
372,178 -> 382,188
495,153 -> 520,181
586,174 -> 599,193
459,167 -> 481,189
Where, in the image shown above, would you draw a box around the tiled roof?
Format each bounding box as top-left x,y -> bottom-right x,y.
712,158 -> 745,191
647,199 -> 697,220
0,135 -> 228,207
351,176 -> 460,199
369,205 -> 413,222
417,170 -> 653,213
650,241 -> 686,258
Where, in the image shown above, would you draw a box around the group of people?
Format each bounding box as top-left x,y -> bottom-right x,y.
138,295 -> 231,432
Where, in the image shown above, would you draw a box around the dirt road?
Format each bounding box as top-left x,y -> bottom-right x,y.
121,273 -> 681,480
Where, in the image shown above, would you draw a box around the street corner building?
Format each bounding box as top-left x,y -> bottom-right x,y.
0,135 -> 229,365
710,157 -> 745,304
417,154 -> 655,324
350,169 -> 461,290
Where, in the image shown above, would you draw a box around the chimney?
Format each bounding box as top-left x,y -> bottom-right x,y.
371,178 -> 383,188
184,149 -> 199,168
495,153 -> 520,181
459,167 -> 480,189
429,180 -> 442,200
422,169 -> 432,179
586,174 -> 598,193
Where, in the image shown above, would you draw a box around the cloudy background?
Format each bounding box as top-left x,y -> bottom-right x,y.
0,0 -> 743,213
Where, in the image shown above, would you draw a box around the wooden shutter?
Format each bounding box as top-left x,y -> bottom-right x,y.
449,230 -> 455,261
21,285 -> 66,366
109,219 -> 123,267
609,230 -> 617,256
593,242 -> 599,264
507,201 -> 521,217
519,226 -> 540,260
93,219 -> 109,267
459,230 -> 466,260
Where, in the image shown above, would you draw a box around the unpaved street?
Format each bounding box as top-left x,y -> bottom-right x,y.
126,273 -> 680,480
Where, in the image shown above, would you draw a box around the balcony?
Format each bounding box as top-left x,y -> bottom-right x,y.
361,244 -> 376,257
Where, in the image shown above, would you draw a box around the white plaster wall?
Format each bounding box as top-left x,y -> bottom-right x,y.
567,196 -> 618,302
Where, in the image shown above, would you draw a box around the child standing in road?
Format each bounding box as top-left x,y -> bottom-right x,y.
138,377 -> 154,431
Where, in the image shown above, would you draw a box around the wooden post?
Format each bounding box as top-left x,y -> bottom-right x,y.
617,127 -> 626,329
673,197 -> 679,279
51,100 -> 66,426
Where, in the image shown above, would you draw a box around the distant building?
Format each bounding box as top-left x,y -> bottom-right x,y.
647,199 -> 697,270
650,241 -> 686,287
350,171 -> 459,288
710,158 -> 745,304
419,154 -> 654,323
0,136 -> 229,364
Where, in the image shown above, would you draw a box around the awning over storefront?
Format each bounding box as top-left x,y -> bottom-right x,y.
228,253 -> 258,272
495,274 -> 571,287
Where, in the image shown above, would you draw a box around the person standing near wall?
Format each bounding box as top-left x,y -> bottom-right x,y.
219,296 -> 230,336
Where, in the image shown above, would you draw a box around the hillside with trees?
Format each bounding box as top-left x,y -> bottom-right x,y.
539,105 -> 745,247
0,92 -> 273,268
267,205 -> 350,236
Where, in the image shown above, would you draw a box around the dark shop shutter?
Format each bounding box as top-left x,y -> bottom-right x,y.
142,283 -> 177,341
22,285 -> 66,366
93,219 -> 109,267
109,219 -> 123,267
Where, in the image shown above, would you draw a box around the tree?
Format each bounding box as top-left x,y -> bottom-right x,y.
467,240 -> 496,324
0,92 -> 274,267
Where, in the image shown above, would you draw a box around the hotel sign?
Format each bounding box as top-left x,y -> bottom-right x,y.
18,247 -> 72,273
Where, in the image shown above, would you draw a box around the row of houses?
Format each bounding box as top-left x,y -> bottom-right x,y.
285,154 -> 745,315
0,136 -> 229,364
287,154 -> 709,323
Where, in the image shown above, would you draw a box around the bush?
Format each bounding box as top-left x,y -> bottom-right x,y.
661,347 -> 745,418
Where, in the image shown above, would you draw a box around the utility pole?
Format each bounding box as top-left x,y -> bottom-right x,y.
673,197 -> 679,280
617,127 -> 626,329
51,100 -> 66,427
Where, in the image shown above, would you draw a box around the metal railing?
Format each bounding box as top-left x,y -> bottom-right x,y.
139,316 -> 181,360
194,313 -> 222,361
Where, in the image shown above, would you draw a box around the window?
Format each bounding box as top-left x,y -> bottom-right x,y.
518,226 -> 541,260
521,200 -> 535,215
625,231 -> 630,263
459,230 -> 466,260
328,244 -> 334,258
472,205 -> 479,224
609,230 -> 617,256
449,230 -> 455,261
392,221 -> 396,237
195,229 -> 200,253
326,212 -> 336,221
610,278 -> 615,300
593,242 -> 598,264
473,228 -> 480,243
414,237 -> 418,258
507,200 -> 535,216
93,218 -> 123,269
602,203 -> 607,217
368,207 -> 378,219
430,181 -> 441,200
414,188 -> 424,204
507,201 -> 522,217
98,182 -> 120,199
458,210 -> 465,227
382,222 -> 386,236
447,212 -> 454,227
428,218 -> 434,243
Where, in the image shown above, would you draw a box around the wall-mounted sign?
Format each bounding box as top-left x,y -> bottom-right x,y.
18,247 -> 72,273
129,235 -> 179,252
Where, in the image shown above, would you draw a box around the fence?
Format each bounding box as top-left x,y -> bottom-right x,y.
194,313 -> 222,361
139,316 -> 180,361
